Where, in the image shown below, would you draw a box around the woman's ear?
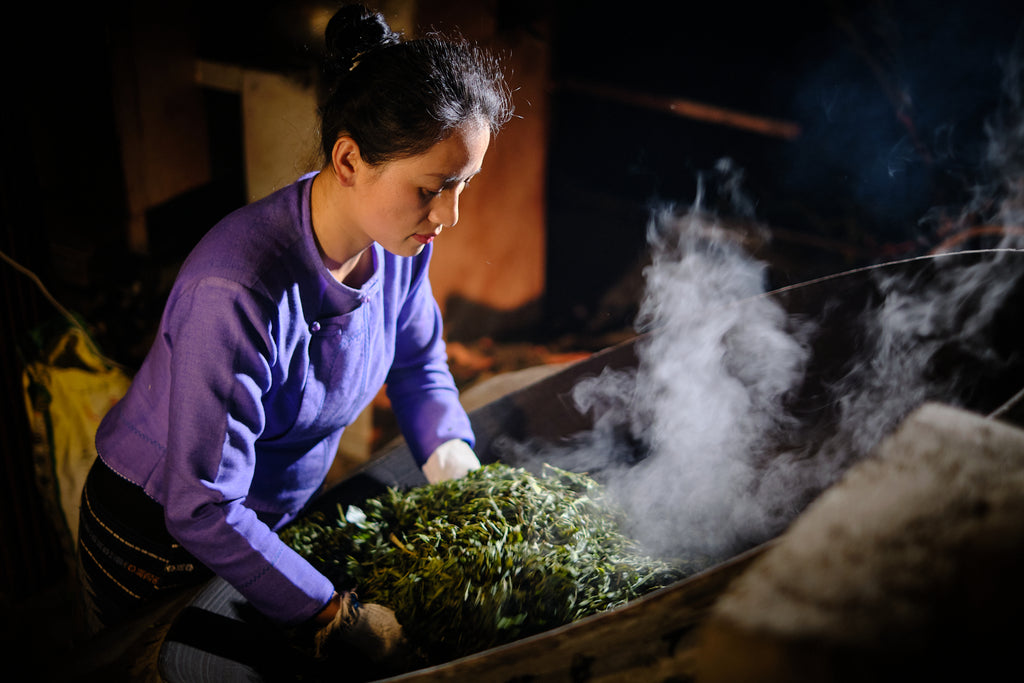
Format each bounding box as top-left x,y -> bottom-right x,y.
331,136 -> 361,186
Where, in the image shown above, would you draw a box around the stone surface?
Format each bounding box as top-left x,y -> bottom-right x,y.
697,403 -> 1024,682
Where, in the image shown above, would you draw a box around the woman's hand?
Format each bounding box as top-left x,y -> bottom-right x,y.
422,439 -> 480,483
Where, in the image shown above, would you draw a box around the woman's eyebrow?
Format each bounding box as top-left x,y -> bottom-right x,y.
427,169 -> 483,186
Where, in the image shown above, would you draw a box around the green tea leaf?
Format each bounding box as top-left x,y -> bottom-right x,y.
281,463 -> 702,664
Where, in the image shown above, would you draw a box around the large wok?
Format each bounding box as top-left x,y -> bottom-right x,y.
155,249 -> 1024,682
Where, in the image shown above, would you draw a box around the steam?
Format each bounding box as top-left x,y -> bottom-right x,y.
500,163 -> 824,561
821,248 -> 1023,464
979,48 -> 1024,226
568,169 -> 822,561
535,208 -> 1019,567
499,47 -> 1024,566
609,170 -> 815,559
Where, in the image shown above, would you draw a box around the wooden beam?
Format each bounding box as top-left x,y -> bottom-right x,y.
561,81 -> 802,140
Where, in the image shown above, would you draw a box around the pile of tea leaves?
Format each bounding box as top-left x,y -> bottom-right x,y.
282,463 -> 700,664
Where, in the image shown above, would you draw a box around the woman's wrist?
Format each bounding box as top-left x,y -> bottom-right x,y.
314,592 -> 341,626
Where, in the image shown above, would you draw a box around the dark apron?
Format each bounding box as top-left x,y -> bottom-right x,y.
76,457 -> 213,637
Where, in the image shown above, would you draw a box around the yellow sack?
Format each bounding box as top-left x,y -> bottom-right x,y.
21,323 -> 131,566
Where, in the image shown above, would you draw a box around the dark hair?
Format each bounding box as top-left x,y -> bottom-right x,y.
318,4 -> 514,165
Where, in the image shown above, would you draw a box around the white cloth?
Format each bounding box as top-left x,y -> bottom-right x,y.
422,439 -> 480,484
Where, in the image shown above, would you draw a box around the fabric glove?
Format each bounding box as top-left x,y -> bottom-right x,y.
422,439 -> 480,484
314,591 -> 409,664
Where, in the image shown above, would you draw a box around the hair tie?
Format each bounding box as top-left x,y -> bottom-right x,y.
349,51 -> 366,72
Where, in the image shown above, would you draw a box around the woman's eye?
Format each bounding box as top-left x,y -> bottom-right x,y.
421,187 -> 443,199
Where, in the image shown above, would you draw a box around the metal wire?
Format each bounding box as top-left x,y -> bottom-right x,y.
988,385 -> 1024,421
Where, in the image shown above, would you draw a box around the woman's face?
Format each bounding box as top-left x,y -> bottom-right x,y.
352,120 -> 491,258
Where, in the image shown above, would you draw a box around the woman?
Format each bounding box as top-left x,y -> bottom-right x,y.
76,3 -> 513,639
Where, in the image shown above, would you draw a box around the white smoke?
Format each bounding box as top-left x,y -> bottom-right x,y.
819,248 -> 1023,466
546,189 -> 1023,567
500,163 -> 825,562
499,50 -> 1024,567
606,195 -> 815,560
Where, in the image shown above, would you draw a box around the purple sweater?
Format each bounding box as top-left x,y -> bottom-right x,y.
94,174 -> 474,624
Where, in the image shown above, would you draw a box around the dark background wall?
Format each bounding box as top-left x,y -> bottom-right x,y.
543,0 -> 1023,334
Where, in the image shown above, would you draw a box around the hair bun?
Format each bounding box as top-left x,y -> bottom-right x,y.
323,4 -> 400,74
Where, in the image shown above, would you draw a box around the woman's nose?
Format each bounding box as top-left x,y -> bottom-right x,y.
429,189 -> 460,228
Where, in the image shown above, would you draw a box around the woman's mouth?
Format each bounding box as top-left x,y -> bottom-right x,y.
413,233 -> 437,245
